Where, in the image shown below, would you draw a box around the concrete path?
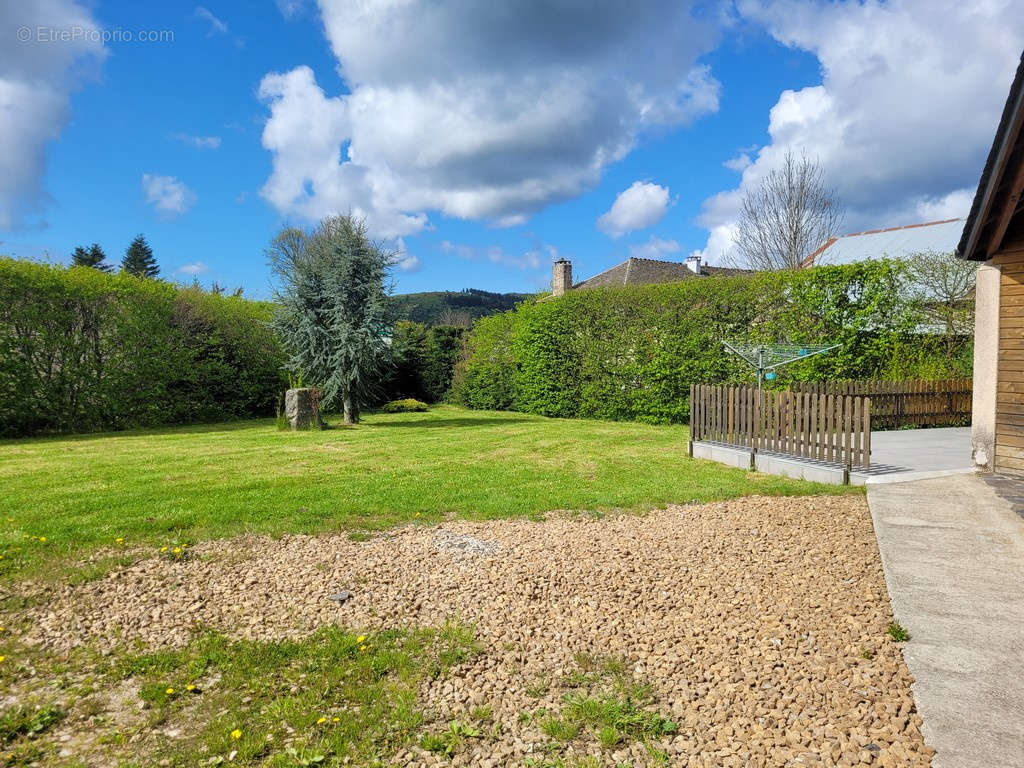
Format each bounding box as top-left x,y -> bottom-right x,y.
853,427 -> 974,484
867,474 -> 1024,767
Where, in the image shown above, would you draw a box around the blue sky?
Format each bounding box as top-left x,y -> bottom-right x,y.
1,1 -> 1022,299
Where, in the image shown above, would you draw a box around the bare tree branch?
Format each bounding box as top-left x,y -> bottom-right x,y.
731,151 -> 844,270
904,249 -> 978,348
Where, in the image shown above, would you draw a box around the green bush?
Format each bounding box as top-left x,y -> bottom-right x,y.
451,261 -> 972,423
0,258 -> 286,436
380,398 -> 429,413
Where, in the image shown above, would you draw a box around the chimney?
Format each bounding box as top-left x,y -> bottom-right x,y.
685,254 -> 703,275
552,259 -> 572,297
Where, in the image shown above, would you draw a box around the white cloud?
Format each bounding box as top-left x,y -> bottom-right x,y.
693,0 -> 1024,264
0,0 -> 105,229
194,6 -> 228,35
913,188 -> 974,221
173,133 -> 221,149
275,0 -> 307,18
598,181 -> 672,237
689,223 -> 738,265
397,253 -> 420,272
258,1 -> 720,236
723,152 -> 753,172
142,174 -> 197,218
629,235 -> 681,260
441,240 -> 556,271
391,237 -> 420,272
177,261 -> 209,275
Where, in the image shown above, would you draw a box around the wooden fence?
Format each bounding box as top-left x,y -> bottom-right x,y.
690,384 -> 871,469
788,378 -> 971,430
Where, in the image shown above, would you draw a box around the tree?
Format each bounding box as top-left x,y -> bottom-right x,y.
269,215 -> 395,424
732,151 -> 844,270
905,249 -> 978,355
71,243 -> 111,271
121,234 -> 159,278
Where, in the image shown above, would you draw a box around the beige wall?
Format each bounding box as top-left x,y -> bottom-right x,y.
971,261 -> 1000,470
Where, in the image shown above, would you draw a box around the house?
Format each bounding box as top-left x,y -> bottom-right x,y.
958,52 -> 1024,477
802,218 -> 965,268
551,256 -> 748,297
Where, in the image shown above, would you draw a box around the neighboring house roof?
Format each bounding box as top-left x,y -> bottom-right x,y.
958,51 -> 1024,261
574,257 -> 748,290
802,218 -> 964,268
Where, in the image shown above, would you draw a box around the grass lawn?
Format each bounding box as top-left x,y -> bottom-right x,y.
0,405 -> 854,579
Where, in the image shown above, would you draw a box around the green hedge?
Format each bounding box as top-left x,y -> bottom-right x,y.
0,258 -> 286,436
451,261 -> 973,423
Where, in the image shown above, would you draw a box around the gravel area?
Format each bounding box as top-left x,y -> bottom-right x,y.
24,495 -> 932,767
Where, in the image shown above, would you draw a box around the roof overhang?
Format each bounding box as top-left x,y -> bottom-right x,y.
958,51 -> 1024,261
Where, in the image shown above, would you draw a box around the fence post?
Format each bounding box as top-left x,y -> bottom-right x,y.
688,384 -> 695,456
863,397 -> 871,469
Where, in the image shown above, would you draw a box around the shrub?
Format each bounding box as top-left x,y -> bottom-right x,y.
380,398 -> 429,413
0,258 -> 286,436
451,261 -> 972,423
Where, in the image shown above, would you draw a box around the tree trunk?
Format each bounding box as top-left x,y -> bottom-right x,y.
343,393 -> 355,425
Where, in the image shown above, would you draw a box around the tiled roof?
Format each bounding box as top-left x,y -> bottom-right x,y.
574,258 -> 749,290
803,219 -> 965,267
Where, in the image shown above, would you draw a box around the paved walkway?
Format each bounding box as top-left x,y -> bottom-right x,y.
867,474 -> 1024,767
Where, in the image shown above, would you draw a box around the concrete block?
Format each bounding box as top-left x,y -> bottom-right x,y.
754,452 -> 848,485
691,441 -> 753,470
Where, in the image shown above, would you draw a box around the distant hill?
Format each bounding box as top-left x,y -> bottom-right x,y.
389,288 -> 535,326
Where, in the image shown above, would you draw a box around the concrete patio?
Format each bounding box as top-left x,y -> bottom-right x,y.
851,426 -> 974,484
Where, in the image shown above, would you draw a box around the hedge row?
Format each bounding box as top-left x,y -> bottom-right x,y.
0,258 -> 286,436
450,261 -> 973,423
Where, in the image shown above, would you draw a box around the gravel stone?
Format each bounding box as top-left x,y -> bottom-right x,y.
20,495 -> 934,766
433,530 -> 498,556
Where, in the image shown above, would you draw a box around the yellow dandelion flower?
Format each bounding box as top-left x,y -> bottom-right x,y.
186,684 -> 196,692
359,644 -> 367,652
356,635 -> 366,644
0,656 -> 5,663
160,546 -> 168,553
38,537 -> 46,543
316,716 -> 327,725
165,687 -> 174,695
115,537 -> 124,544
230,729 -> 242,740
332,717 -> 340,723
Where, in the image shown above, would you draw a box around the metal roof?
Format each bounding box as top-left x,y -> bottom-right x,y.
805,219 -> 964,267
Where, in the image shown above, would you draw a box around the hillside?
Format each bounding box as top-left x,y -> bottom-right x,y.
389,288 -> 534,326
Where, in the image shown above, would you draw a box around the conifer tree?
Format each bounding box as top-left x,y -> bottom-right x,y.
269,215 -> 394,424
121,234 -> 159,278
71,243 -> 111,271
